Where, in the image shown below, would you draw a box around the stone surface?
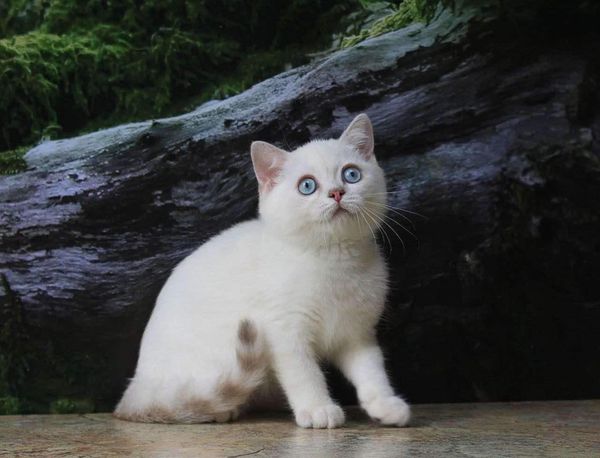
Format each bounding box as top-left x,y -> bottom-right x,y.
1,401 -> 600,457
1,3 -> 600,412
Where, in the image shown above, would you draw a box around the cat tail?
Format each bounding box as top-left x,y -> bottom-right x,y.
212,319 -> 269,410
113,319 -> 268,423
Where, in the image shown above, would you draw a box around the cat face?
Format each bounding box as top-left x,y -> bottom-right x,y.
251,114 -> 387,244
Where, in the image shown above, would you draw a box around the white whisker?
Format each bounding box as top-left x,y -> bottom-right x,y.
366,201 -> 416,230
367,205 -> 419,244
357,208 -> 378,246
361,207 -> 392,253
363,206 -> 406,254
364,193 -> 427,219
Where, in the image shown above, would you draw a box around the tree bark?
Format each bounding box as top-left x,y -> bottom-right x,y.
1,7 -> 600,411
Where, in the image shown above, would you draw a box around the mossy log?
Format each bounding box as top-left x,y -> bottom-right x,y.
1,8 -> 600,411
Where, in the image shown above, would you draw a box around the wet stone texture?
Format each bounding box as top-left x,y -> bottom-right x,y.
1,5 -> 600,411
1,401 -> 599,457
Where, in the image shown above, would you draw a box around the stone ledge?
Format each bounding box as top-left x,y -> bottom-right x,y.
1,400 -> 599,457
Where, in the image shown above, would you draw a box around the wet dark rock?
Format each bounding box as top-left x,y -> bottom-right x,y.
1,7 -> 599,411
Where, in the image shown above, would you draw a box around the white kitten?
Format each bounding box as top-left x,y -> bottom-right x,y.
114,114 -> 410,428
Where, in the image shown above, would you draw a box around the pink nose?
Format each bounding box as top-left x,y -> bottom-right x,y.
329,189 -> 345,203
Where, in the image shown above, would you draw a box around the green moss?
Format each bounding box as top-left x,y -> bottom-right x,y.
0,396 -> 20,414
342,0 -> 600,48
0,146 -> 28,175
342,0 -> 426,48
0,271 -> 119,415
0,0 -> 359,159
2,0 -> 599,161
0,274 -> 31,414
0,25 -> 238,152
198,49 -> 309,104
339,0 -> 459,49
50,398 -> 94,414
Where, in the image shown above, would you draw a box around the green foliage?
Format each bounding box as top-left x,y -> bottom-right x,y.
342,0 -> 600,48
50,398 -> 94,414
0,146 -> 28,174
0,396 -> 20,414
342,0 -> 426,48
200,49 -> 308,103
0,275 -> 30,414
0,0 -> 49,38
1,273 -> 116,415
0,23 -> 236,153
2,29 -> 121,151
0,0 -> 357,160
2,0 -> 599,164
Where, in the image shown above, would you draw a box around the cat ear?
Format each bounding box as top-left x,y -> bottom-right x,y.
251,141 -> 288,192
339,113 -> 374,160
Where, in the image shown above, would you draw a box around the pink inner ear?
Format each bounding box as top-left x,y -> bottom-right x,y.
340,114 -> 374,160
251,141 -> 287,193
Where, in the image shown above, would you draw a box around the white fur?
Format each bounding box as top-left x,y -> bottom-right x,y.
115,114 -> 410,428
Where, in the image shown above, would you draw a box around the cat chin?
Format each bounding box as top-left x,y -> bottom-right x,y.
323,219 -> 368,241
331,207 -> 350,219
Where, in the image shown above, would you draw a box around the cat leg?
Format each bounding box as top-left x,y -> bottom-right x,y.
271,339 -> 344,429
335,339 -> 410,426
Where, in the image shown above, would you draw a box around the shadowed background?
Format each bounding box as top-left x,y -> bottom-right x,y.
1,0 -> 599,414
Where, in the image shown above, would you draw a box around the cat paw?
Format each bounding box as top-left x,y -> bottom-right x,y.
364,396 -> 410,426
295,404 -> 345,429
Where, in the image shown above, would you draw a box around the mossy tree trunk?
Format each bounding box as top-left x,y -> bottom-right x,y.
1,8 -> 600,412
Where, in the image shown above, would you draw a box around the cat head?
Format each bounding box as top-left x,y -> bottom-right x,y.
251,114 -> 387,244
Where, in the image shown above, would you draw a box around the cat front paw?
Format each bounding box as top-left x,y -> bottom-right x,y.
364,395 -> 410,426
295,404 -> 345,429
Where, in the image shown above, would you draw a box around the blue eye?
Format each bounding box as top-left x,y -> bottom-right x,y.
298,177 -> 317,195
342,166 -> 361,183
